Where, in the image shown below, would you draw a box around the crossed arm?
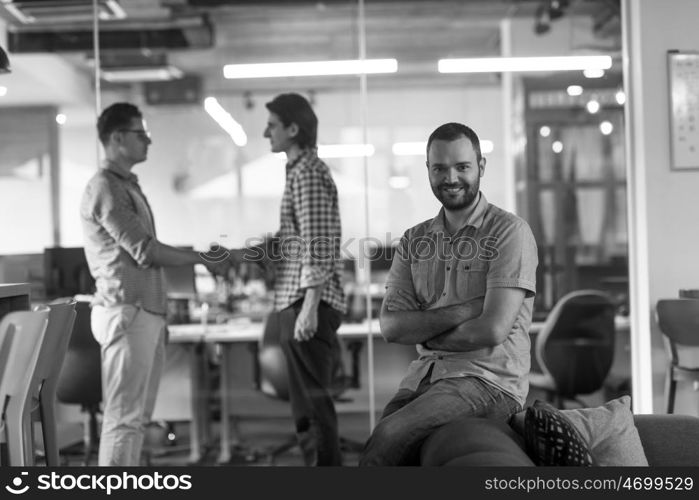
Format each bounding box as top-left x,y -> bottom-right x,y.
379,286 -> 526,351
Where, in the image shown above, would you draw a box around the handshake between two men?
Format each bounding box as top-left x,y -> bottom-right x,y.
200,245 -> 275,287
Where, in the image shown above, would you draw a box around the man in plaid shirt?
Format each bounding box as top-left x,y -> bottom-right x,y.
237,93 -> 346,465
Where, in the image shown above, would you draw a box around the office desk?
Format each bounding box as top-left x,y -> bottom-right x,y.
168,319 -> 382,463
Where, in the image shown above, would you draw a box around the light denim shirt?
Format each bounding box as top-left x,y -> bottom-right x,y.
385,193 -> 538,406
80,160 -> 166,316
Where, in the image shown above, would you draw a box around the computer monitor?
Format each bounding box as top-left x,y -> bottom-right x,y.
43,247 -> 96,300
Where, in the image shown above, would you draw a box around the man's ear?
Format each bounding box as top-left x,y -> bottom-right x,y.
287,122 -> 300,139
109,129 -> 123,147
479,157 -> 486,177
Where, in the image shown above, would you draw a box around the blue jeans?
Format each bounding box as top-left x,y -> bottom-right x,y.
359,371 -> 521,466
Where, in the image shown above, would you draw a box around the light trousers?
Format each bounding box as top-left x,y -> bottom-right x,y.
91,304 -> 165,466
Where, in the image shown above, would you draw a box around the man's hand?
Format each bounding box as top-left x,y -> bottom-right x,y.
294,305 -> 317,341
385,288 -> 421,312
203,258 -> 231,278
228,248 -> 245,270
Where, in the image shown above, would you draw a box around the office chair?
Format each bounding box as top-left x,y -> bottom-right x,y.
655,298 -> 699,414
0,307 -> 50,466
56,300 -> 102,465
30,298 -> 77,466
528,290 -> 616,408
257,311 -> 361,464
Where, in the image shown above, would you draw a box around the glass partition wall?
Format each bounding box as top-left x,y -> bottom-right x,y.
85,0 -> 379,455
1,0 -> 641,463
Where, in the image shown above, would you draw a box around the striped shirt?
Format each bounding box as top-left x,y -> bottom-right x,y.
271,148 -> 346,314
80,160 -> 166,316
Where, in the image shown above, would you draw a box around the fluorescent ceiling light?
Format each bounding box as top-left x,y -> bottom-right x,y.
318,144 -> 375,159
204,97 -> 247,147
393,142 -> 426,156
388,176 -> 411,190
275,144 -> 374,159
100,66 -> 184,83
223,59 -> 398,79
567,85 -> 583,96
583,68 -> 605,78
438,55 -> 612,73
392,140 -> 493,155
0,86 -> 7,97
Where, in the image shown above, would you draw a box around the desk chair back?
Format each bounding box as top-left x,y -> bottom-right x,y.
0,307 -> 50,465
655,298 -> 699,413
55,300 -> 102,464
31,299 -> 77,465
535,290 -> 616,400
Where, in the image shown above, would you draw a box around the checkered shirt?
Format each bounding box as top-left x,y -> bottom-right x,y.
272,148 -> 346,314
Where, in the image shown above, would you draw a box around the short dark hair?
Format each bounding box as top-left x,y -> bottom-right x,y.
97,102 -> 143,146
426,122 -> 482,163
265,93 -> 318,149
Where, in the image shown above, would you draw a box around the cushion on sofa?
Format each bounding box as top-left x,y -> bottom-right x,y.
559,395 -> 648,466
523,401 -> 594,466
512,396 -> 648,466
420,417 -> 535,466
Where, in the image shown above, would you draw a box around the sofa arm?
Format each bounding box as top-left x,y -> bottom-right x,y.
420,417 -> 535,466
634,414 -> 699,466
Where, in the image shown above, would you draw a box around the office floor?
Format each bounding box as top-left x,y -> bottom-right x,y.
56,411 -> 371,467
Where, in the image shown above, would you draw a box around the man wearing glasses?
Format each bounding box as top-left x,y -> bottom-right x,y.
80,102 -> 228,466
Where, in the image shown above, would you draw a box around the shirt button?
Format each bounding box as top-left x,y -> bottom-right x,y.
464,265 -> 470,270
446,266 -> 451,271
442,292 -> 446,296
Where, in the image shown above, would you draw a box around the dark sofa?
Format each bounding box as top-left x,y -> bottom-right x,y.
420,414 -> 699,466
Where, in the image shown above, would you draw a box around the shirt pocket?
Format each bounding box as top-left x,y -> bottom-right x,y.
410,261 -> 436,306
454,259 -> 488,302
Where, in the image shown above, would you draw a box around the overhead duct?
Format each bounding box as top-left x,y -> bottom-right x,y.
0,0 -> 126,24
7,15 -> 214,53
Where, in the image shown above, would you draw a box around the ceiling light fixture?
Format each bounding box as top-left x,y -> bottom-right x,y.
0,86 -> 7,97
204,97 -> 247,147
100,65 -> 184,83
438,55 -> 612,74
567,85 -> 583,96
388,176 -> 411,190
223,59 -> 398,79
392,142 -> 426,156
586,99 -> 601,114
318,144 -> 375,159
600,121 -> 614,135
583,68 -> 605,78
615,89 -> 627,105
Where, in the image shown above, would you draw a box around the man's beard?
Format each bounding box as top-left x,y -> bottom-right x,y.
431,178 -> 480,210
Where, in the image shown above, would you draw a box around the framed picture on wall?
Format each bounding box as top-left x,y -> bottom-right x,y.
667,50 -> 699,170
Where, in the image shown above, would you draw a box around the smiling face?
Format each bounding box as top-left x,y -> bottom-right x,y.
427,136 -> 485,211
263,111 -> 297,154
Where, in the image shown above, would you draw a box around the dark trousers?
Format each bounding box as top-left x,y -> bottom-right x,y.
278,300 -> 343,466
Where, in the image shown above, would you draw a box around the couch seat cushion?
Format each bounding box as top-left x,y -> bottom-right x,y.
420,417 -> 535,466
